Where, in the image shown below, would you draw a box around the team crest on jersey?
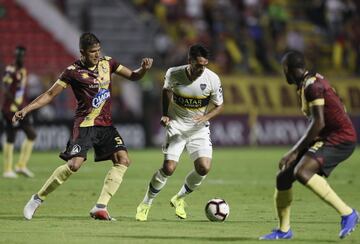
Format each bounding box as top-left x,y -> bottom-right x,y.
92,89 -> 110,108
70,144 -> 81,155
81,73 -> 89,79
101,63 -> 108,73
200,84 -> 207,90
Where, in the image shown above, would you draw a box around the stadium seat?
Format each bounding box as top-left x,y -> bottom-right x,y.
0,0 -> 75,74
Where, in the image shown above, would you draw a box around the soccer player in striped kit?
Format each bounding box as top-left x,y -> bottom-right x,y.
2,46 -> 37,178
13,33 -> 153,220
260,51 -> 358,240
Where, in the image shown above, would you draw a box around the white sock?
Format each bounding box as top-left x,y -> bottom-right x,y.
177,169 -> 206,198
142,169 -> 168,205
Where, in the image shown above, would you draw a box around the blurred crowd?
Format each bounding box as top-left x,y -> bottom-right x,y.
2,0 -> 360,127
133,0 -> 360,75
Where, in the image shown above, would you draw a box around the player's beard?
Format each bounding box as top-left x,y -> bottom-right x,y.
82,56 -> 98,68
90,56 -> 99,66
190,67 -> 204,79
285,73 -> 301,85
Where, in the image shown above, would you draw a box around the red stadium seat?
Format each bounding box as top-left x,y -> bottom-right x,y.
0,0 -> 76,74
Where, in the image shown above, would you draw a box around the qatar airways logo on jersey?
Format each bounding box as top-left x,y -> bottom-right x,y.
92,89 -> 110,108
173,93 -> 210,108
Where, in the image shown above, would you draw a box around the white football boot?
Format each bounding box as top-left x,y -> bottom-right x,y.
24,194 -> 43,220
3,171 -> 18,179
15,167 -> 35,178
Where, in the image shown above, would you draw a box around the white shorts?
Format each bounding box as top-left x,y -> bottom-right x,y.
162,122 -> 212,162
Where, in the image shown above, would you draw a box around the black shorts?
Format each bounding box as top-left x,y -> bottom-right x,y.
2,111 -> 35,142
2,111 -> 34,130
302,141 -> 356,177
59,126 -> 127,162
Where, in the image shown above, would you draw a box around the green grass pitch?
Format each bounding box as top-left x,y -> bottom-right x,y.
1,147 -> 359,243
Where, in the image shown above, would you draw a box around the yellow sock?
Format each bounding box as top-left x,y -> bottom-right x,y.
97,164 -> 128,206
3,143 -> 14,173
275,188 -> 292,232
37,164 -> 73,200
306,174 -> 352,216
16,139 -> 34,168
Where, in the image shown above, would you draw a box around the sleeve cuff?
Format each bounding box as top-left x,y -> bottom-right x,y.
56,79 -> 68,88
309,98 -> 325,106
115,64 -> 123,73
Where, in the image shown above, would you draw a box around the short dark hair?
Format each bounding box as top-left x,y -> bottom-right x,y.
16,45 -> 26,52
282,50 -> 305,69
79,32 -> 100,50
188,44 -> 209,60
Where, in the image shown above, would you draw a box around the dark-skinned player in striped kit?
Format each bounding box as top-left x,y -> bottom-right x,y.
260,51 -> 358,240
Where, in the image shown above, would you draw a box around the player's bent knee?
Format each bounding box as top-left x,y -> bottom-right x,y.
196,165 -> 210,176
294,157 -> 320,184
194,157 -> 211,175
67,159 -> 84,172
293,167 -> 312,185
162,161 -> 176,176
276,171 -> 293,190
162,166 -> 175,176
28,132 -> 37,141
68,164 -> 80,172
115,157 -> 131,167
112,150 -> 131,166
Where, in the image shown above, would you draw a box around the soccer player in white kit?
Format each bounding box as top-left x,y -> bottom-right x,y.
136,44 -> 224,221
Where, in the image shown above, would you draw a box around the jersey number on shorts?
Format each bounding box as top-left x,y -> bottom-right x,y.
310,141 -> 324,153
115,137 -> 123,145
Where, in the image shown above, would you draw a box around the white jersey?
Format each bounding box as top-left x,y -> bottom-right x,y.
163,65 -> 223,130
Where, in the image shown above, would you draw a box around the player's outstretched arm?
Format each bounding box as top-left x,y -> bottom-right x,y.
279,105 -> 325,170
12,83 -> 65,123
115,58 -> 153,81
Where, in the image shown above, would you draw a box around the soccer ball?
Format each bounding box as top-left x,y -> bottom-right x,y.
205,198 -> 230,222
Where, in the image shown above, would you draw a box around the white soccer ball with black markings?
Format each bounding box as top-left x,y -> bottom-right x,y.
205,198 -> 230,222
